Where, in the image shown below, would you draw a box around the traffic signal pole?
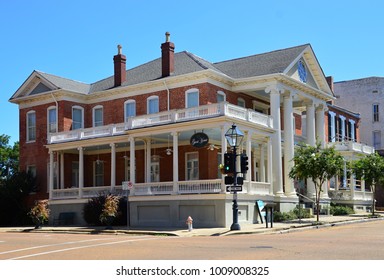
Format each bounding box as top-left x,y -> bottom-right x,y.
230,145 -> 240,231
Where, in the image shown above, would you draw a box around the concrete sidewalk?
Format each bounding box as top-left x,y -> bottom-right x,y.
1,214 -> 383,237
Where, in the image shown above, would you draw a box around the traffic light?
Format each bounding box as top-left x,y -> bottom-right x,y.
240,153 -> 249,174
223,153 -> 235,174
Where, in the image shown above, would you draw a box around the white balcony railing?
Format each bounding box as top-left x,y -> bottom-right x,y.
50,179 -> 272,200
48,103 -> 273,144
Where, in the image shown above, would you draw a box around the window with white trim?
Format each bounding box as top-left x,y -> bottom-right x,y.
186,88 -> 199,108
373,130 -> 381,150
237,98 -> 245,108
26,111 -> 36,142
124,100 -> 136,122
27,165 -> 37,192
47,106 -> 57,134
186,152 -> 199,180
72,106 -> 84,130
93,161 -> 104,187
147,96 -> 159,114
72,161 -> 79,188
328,111 -> 336,142
217,91 -> 226,103
93,105 -> 103,127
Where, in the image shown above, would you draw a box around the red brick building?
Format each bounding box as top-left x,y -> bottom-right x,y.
9,33 -> 375,227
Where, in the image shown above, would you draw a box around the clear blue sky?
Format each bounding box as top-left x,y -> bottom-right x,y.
1,0 -> 383,144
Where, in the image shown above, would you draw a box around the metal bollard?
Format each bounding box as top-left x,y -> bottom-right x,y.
186,216 -> 193,231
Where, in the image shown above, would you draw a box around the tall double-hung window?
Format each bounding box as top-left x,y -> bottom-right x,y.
186,89 -> 199,108
373,104 -> 380,122
147,96 -> 159,114
27,111 -> 36,142
93,106 -> 103,127
72,106 -> 84,130
124,100 -> 136,122
47,107 -> 57,134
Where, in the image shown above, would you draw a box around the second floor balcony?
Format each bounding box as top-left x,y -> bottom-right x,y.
48,102 -> 274,144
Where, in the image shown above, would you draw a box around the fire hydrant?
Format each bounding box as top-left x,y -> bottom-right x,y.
186,216 -> 193,231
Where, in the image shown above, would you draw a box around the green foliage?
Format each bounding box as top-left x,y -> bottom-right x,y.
289,142 -> 344,222
289,142 -> 344,186
351,152 -> 384,188
330,204 -> 355,216
273,206 -> 313,222
0,135 -> 19,180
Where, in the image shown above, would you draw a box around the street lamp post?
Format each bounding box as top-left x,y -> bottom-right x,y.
225,124 -> 244,231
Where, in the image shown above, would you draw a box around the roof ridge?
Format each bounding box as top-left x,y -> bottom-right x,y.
213,43 -> 310,65
36,70 -> 90,86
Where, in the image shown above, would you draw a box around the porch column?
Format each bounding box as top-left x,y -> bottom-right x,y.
110,143 -> 116,190
245,131 -> 252,183
316,104 -> 326,147
60,152 -> 65,189
260,143 -> 266,182
316,104 -> 328,198
305,101 -> 316,198
172,131 -> 179,194
267,137 -> 273,195
252,148 -> 257,182
78,147 -> 84,198
283,92 -> 296,197
361,178 -> 366,200
49,150 -> 54,199
266,84 -> 284,196
146,139 -> 151,183
221,125 -> 228,192
129,137 -> 136,184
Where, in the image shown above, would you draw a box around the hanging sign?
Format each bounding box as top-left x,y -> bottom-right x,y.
190,132 -> 209,148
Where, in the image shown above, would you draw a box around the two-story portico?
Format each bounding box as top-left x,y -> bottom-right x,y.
10,34 -> 359,227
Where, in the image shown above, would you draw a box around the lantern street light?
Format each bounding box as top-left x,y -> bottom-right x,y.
225,124 -> 244,230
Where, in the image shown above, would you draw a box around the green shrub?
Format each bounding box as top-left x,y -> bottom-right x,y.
83,194 -> 127,226
330,204 -> 355,216
273,210 -> 297,222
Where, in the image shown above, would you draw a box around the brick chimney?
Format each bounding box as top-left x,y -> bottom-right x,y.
326,76 -> 334,92
113,44 -> 126,87
161,32 -> 175,77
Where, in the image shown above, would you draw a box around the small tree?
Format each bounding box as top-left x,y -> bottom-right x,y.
289,142 -> 344,223
100,194 -> 120,228
28,200 -> 50,228
351,152 -> 384,216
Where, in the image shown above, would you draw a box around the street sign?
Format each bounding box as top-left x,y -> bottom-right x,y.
226,185 -> 243,192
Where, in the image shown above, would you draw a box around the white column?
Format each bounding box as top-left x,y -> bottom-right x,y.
110,143 -> 116,190
252,148 -> 257,182
172,132 -> 179,194
283,92 -> 296,197
221,125 -> 228,192
316,104 -> 326,147
49,151 -> 54,199
129,137 -> 136,184
245,131 -> 252,182
267,137 -> 273,195
260,143 -> 266,182
316,104 -> 328,198
305,101 -> 316,198
266,85 -> 284,196
60,152 -> 65,189
146,139 -> 151,183
306,102 -> 316,146
78,147 -> 84,198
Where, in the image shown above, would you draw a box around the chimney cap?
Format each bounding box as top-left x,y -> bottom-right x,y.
165,32 -> 170,42
117,44 -> 122,55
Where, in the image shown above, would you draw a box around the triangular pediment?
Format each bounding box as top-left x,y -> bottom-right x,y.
9,71 -> 58,101
283,45 -> 333,95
